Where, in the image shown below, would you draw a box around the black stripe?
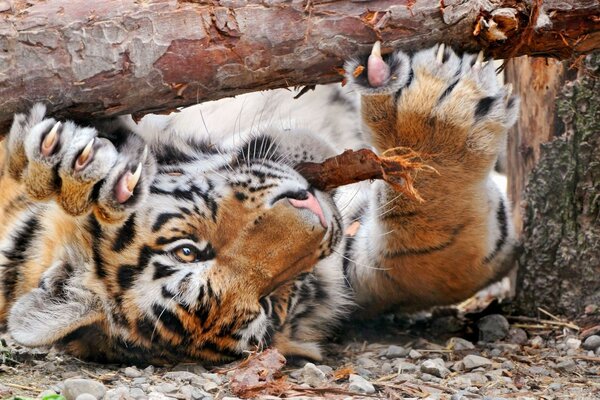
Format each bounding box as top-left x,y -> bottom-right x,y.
112,213 -> 137,251
88,215 -> 107,278
2,215 -> 40,299
475,96 -> 496,118
152,213 -> 183,232
153,262 -> 177,280
438,80 -> 459,103
152,304 -> 187,337
484,200 -> 508,263
117,264 -> 140,290
384,225 -> 464,258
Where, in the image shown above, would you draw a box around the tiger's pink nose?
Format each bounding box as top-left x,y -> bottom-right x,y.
288,192 -> 327,228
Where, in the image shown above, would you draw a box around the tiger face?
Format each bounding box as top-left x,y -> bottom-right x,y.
1,111 -> 344,364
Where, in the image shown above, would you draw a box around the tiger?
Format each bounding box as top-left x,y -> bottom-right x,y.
0,43 -> 518,365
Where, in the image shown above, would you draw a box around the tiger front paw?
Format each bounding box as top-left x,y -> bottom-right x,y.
5,105 -> 155,222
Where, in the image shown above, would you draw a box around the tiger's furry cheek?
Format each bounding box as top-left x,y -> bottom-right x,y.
8,270 -> 103,347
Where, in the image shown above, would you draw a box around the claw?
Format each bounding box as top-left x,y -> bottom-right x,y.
367,41 -> 390,87
41,121 -> 61,156
75,138 -> 95,170
436,43 -> 445,63
475,50 -> 485,67
127,162 -> 142,193
141,145 -> 149,163
371,41 -> 382,58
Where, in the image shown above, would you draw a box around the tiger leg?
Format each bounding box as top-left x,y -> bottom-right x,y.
344,43 -> 519,314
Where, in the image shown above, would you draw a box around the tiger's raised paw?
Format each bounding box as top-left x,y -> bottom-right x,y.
5,104 -> 155,222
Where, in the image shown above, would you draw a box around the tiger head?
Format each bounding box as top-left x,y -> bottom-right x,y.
8,123 -> 345,364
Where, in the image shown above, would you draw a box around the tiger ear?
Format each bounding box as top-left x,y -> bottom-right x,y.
8,261 -> 103,347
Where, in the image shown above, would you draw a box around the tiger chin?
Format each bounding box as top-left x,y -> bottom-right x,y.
0,43 -> 518,365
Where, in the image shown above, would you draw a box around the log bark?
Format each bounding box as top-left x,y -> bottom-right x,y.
505,52 -> 600,319
1,0 -> 599,132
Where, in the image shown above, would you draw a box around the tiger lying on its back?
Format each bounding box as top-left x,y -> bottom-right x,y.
0,44 -> 518,364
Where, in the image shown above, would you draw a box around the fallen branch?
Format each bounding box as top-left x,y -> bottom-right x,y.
296,148 -> 433,201
0,0 -> 598,132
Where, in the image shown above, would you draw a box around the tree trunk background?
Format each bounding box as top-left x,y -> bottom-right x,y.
505,52 -> 600,319
0,0 -> 599,133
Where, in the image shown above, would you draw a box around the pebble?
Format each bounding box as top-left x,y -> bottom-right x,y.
420,358 -> 450,378
478,314 -> 509,342
463,355 -> 492,370
396,361 -> 417,373
356,356 -> 377,369
549,382 -> 563,391
75,394 -> 97,400
409,349 -> 422,359
317,365 -> 333,375
530,336 -> 545,348
383,345 -> 408,358
507,328 -> 528,345
565,338 -> 581,350
348,374 -> 375,394
62,379 -> 107,400
448,337 -> 475,350
301,362 -> 327,387
155,382 -> 178,394
583,335 -> 600,351
124,367 -> 143,378
555,358 -> 577,371
129,388 -> 148,399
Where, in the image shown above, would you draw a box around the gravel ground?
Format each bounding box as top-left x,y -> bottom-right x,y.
1,305 -> 599,400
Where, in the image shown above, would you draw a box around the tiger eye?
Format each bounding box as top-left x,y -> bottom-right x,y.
173,246 -> 197,263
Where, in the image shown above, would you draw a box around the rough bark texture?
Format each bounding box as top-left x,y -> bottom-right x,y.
506,52 -> 600,319
1,0 -> 599,132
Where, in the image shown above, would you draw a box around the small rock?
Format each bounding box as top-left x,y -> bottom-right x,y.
155,383 -> 178,394
129,388 -> 148,400
202,382 -> 219,393
529,336 -> 544,348
489,348 -> 502,357
555,358 -> 577,371
132,377 -> 147,386
478,314 -> 509,342
383,345 -> 408,358
0,2 -> 10,13
447,337 -> 475,351
63,379 -> 107,400
565,337 -> 581,350
356,357 -> 377,369
381,362 -> 393,374
173,364 -> 207,375
124,367 -> 143,378
463,355 -> 492,370
501,360 -> 514,370
409,349 -> 422,359
528,366 -> 551,376
420,358 -> 450,378
75,395 -> 97,400
143,366 -> 155,375
507,328 -> 528,345
180,385 -> 209,400
462,372 -> 488,386
583,335 -> 600,351
584,304 -> 598,314
420,373 -> 434,382
396,361 -> 417,373
301,363 -> 327,387
348,374 -> 375,394
548,382 -> 562,391
201,373 -> 223,385
317,365 -> 333,375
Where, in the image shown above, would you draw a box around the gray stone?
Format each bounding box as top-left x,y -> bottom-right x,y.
528,366 -> 551,376
301,362 -> 327,387
202,382 -> 218,393
63,379 -> 107,400
201,373 -> 223,385
124,367 -> 142,378
75,395 -> 97,400
143,366 -> 155,375
396,361 -> 417,373
164,371 -> 205,386
478,314 -> 509,342
381,362 -> 393,374
583,335 -> 600,350
529,336 -> 544,348
409,349 -> 422,359
565,337 -> 581,350
549,383 -> 562,391
420,358 -> 450,378
179,385 -> 209,400
132,377 -> 147,386
383,345 -> 408,358
155,383 -> 178,394
317,365 -> 333,375
462,372 -> 489,386
356,357 -> 377,369
556,358 -> 577,371
463,355 -> 493,370
507,328 -> 528,345
129,388 -> 148,400
447,337 -> 475,350
348,374 -> 375,394
103,387 -> 130,400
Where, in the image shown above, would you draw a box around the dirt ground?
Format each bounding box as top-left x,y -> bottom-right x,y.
1,297 -> 599,400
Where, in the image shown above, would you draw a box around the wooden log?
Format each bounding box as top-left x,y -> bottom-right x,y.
0,0 -> 599,132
